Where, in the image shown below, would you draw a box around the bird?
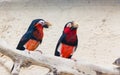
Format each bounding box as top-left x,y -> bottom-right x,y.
54,21 -> 78,59
16,19 -> 51,51
113,58 -> 120,67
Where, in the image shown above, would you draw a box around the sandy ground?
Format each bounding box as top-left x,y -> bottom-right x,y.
0,0 -> 120,75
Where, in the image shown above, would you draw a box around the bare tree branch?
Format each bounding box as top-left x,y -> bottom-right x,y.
0,39 -> 119,75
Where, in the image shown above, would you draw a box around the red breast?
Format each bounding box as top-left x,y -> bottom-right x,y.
25,39 -> 40,51
33,23 -> 44,41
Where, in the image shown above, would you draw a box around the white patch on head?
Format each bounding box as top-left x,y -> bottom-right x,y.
38,20 -> 45,25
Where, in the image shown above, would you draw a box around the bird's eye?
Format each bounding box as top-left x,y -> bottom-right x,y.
38,20 -> 45,25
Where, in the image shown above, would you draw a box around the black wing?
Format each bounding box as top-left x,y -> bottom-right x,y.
54,33 -> 66,56
16,31 -> 32,50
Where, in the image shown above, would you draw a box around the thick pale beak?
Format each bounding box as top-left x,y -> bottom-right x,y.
43,21 -> 52,28
46,21 -> 52,27
72,21 -> 79,28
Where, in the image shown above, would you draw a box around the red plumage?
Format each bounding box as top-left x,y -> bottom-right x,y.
25,23 -> 44,51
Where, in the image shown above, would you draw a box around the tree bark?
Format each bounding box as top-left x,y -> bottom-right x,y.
0,39 -> 119,75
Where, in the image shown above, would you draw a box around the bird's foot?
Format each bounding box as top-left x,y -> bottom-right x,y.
71,58 -> 77,62
36,50 -> 43,54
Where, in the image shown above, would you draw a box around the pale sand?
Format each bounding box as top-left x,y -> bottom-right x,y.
0,0 -> 120,75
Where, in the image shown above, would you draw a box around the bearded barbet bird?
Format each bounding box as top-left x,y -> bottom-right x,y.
54,21 -> 78,59
16,19 -> 51,51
